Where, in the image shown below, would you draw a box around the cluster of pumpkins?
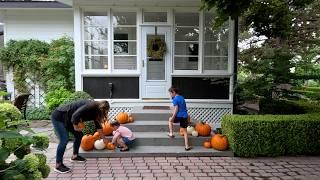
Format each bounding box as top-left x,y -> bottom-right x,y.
80,112 -> 134,151
180,120 -> 229,151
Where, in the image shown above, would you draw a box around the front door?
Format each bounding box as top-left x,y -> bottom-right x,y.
141,26 -> 171,98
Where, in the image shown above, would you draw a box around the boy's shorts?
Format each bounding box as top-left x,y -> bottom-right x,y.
173,117 -> 188,128
122,137 -> 134,146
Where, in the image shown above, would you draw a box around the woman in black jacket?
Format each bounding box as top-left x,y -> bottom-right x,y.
51,99 -> 109,173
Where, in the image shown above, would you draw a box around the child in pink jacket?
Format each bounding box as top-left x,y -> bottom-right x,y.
110,119 -> 135,151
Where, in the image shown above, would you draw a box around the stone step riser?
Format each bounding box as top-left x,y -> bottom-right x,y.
131,113 -> 171,121
125,124 -> 180,132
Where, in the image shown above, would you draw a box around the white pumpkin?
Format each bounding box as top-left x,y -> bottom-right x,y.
187,126 -> 195,134
94,139 -> 105,150
192,130 -> 198,137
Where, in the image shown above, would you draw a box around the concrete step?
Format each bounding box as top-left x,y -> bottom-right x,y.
125,121 -> 180,132
79,146 -> 233,158
131,106 -> 172,121
104,132 -> 211,146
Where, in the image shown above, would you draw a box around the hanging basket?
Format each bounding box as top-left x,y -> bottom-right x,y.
147,37 -> 166,59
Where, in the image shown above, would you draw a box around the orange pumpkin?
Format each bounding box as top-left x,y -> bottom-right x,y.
195,121 -> 211,136
179,128 -> 184,136
103,139 -> 110,148
116,112 -> 129,124
93,132 -> 100,141
203,140 -> 212,148
80,135 -> 95,151
211,134 -> 228,151
102,121 -> 113,136
106,142 -> 115,150
78,122 -> 85,129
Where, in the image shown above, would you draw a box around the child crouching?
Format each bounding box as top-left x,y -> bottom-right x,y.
110,119 -> 135,151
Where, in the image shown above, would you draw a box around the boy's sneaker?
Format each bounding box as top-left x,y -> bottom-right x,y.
70,155 -> 86,163
54,164 -> 71,173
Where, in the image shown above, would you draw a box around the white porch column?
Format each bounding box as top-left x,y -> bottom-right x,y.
73,5 -> 82,91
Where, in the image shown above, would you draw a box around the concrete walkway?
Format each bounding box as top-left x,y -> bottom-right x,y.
31,121 -> 320,180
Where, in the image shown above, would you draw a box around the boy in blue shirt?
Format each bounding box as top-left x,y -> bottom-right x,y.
168,86 -> 192,151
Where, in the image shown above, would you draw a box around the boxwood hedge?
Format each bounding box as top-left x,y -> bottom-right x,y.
222,113 -> 320,157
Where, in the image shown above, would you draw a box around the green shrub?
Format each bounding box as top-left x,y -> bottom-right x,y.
38,164 -> 50,178
290,89 -> 320,100
222,113 -> 320,157
0,103 -> 22,122
290,100 -> 320,113
32,133 -> 49,150
23,154 -> 40,172
259,98 -> 306,114
44,87 -> 73,112
26,106 -> 50,120
62,91 -> 92,106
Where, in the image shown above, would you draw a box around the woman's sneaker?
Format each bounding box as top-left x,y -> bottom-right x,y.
70,155 -> 86,163
54,164 -> 71,173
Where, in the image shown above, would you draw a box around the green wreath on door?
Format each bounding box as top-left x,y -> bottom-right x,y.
147,37 -> 167,59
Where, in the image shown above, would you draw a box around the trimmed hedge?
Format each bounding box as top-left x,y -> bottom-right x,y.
222,114 -> 320,157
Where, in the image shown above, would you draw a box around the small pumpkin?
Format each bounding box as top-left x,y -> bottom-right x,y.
106,142 -> 115,150
128,116 -> 134,123
187,126 -> 195,135
179,128 -> 185,136
102,121 -> 113,136
211,134 -> 229,151
116,112 -> 129,124
93,132 -> 100,141
94,139 -> 105,150
203,140 -> 211,148
195,121 -> 211,136
78,122 -> 85,129
192,130 -> 198,137
80,135 -> 95,151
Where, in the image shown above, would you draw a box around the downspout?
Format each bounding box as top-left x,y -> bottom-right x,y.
232,17 -> 239,114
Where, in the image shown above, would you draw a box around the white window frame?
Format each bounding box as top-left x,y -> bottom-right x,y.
82,7 -> 110,74
111,9 -> 139,74
172,9 -> 201,75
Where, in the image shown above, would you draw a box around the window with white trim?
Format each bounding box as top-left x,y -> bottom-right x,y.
83,11 -> 108,70
174,12 -> 199,71
204,12 -> 229,70
112,12 -> 137,70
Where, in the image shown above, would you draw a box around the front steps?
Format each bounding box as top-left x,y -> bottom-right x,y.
79,106 -> 233,157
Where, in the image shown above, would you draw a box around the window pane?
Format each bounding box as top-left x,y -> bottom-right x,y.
175,12 -> 199,26
114,41 -> 136,55
144,12 -> 167,22
114,56 -> 137,70
84,26 -> 108,40
85,56 -> 108,69
175,42 -> 198,56
85,41 -> 108,55
175,27 -> 199,41
204,42 -> 228,56
84,11 -> 108,26
114,27 -> 136,40
113,12 -> 136,26
204,57 -> 228,70
174,57 -> 198,70
204,13 -> 229,41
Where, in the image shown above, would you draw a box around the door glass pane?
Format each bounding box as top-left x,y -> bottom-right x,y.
146,34 -> 165,80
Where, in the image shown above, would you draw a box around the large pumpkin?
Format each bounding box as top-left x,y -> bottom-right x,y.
195,122 -> 211,136
116,112 -> 129,124
93,132 -> 100,141
80,135 -> 95,151
102,121 -> 113,136
211,134 -> 228,151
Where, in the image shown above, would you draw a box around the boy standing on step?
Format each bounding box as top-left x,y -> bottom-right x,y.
168,86 -> 192,151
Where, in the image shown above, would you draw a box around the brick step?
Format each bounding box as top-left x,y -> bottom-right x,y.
79,146 -> 233,158
104,132 -> 211,146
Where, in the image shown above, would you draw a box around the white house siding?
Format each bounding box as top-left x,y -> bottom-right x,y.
2,9 -> 73,106
4,9 -> 73,42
